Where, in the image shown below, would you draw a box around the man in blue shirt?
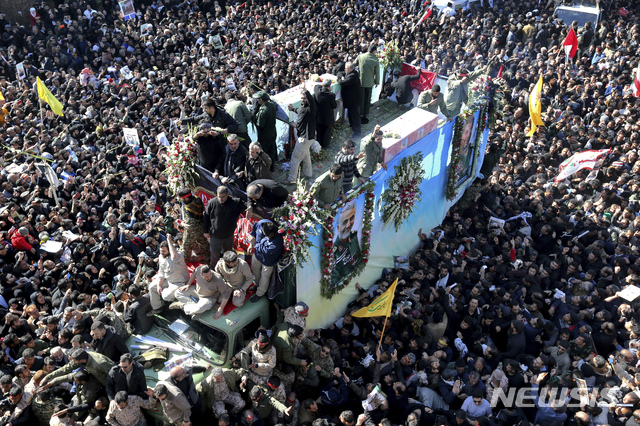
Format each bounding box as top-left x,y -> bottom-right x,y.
249,220 -> 284,302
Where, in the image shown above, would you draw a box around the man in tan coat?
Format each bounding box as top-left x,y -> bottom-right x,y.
214,251 -> 255,307
154,381 -> 191,426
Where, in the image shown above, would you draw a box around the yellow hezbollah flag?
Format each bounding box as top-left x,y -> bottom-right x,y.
36,77 -> 64,116
352,278 -> 398,318
0,89 -> 4,103
527,75 -> 543,137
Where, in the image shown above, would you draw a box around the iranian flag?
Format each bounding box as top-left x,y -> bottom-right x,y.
554,149 -> 611,183
633,60 -> 640,97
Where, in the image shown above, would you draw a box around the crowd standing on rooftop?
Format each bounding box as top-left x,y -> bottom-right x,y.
2,0 -> 640,425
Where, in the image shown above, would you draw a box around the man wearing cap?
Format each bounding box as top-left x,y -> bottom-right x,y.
214,251 -> 254,307
198,366 -> 246,418
287,89 -> 317,185
253,91 -> 278,171
173,264 -> 230,320
445,65 -> 488,117
154,382 -> 192,426
225,91 -> 253,149
314,80 -> 337,149
284,302 -> 310,337
354,44 -> 380,124
177,187 -> 210,264
236,330 -> 276,386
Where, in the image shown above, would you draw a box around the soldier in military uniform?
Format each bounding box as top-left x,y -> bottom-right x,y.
331,201 -> 362,287
445,65 -> 488,117
197,367 -> 246,418
283,302 -> 310,351
253,91 -> 278,171
267,376 -> 287,424
177,187 -> 210,263
248,386 -> 292,423
301,335 -> 334,381
32,389 -> 66,426
236,329 -> 276,386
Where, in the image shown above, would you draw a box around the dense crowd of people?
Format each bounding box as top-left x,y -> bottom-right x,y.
1,0 -> 640,425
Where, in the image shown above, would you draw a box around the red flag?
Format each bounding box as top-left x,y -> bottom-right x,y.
633,60 -> 640,98
562,28 -> 578,59
400,63 -> 437,92
497,64 -> 503,79
411,7 -> 432,31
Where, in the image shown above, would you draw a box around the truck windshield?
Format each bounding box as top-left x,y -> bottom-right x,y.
155,312 -> 228,365
555,8 -> 599,28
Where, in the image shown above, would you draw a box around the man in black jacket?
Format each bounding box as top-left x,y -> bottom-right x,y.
337,62 -> 362,138
123,285 -> 153,335
287,89 -> 317,185
89,321 -> 128,362
181,98 -> 239,172
246,179 -> 289,217
213,134 -> 249,189
391,67 -> 421,106
105,353 -> 148,401
204,186 -> 246,266
314,80 -> 337,149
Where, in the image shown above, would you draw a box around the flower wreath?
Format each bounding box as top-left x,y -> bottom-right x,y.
379,153 -> 425,232
272,178 -> 330,266
320,181 -> 376,299
163,127 -> 198,195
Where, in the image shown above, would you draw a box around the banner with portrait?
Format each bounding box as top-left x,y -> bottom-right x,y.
320,182 -> 375,299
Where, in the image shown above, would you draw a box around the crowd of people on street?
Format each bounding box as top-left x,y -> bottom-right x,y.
1,0 -> 640,425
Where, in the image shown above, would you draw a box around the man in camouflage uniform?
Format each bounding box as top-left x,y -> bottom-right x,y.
236,331 -> 276,386
267,376 -> 287,425
177,187 -> 210,263
283,301 -> 309,351
301,335 -> 334,381
32,389 -> 66,426
198,367 -> 246,417
248,386 -> 292,422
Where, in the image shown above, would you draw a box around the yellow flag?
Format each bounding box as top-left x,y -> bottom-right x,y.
527,75 -> 544,137
36,77 -> 64,116
352,278 -> 398,318
0,89 -> 4,103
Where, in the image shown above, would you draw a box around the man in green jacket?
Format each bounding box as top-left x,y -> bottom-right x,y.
310,164 -> 346,209
225,91 -> 253,149
357,125 -> 387,178
41,349 -> 114,387
253,91 -> 278,171
355,44 -> 380,123
248,386 -> 292,421
417,84 -> 452,120
445,65 -> 487,117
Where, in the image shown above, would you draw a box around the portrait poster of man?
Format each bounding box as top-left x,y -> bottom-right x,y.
331,197 -> 365,288
119,0 -> 136,20
455,113 -> 478,186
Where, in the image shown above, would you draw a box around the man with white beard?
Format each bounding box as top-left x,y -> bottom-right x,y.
331,200 -> 361,286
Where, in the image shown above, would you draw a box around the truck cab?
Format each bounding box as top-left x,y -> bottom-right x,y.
126,296 -> 271,387
554,2 -> 602,28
